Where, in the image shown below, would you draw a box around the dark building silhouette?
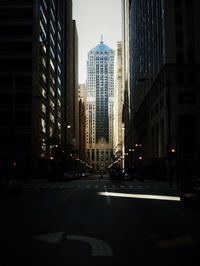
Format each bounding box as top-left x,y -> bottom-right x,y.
0,0 -> 75,179
79,99 -> 86,162
122,0 -> 200,183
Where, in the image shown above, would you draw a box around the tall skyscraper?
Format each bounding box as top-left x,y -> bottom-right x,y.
122,0 -> 200,182
0,0 -> 75,178
86,38 -> 115,171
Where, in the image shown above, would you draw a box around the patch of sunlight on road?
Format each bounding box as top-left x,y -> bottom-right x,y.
97,192 -> 180,201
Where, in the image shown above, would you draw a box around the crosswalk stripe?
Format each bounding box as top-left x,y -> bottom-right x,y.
51,185 -> 57,189
22,183 -> 167,191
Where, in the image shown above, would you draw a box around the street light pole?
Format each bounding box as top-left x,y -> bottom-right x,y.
67,124 -> 71,145
166,79 -> 172,187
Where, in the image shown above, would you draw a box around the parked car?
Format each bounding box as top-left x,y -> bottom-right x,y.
58,172 -> 76,182
180,178 -> 200,209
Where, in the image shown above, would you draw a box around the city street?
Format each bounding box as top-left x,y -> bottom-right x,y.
1,175 -> 200,265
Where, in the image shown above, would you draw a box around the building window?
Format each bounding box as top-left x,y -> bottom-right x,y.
50,113 -> 55,123
188,72 -> 196,85
41,118 -> 46,133
42,88 -> 46,98
160,97 -> 164,110
176,52 -> 183,63
175,13 -> 182,26
177,72 -> 184,85
178,93 -> 195,104
179,114 -> 196,154
42,103 -> 46,113
50,126 -> 53,137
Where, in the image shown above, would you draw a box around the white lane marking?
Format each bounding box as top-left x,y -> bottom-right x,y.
34,232 -> 113,256
104,186 -> 111,205
98,192 -> 180,201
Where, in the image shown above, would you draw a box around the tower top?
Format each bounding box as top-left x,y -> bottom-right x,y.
100,35 -> 103,44
89,37 -> 114,53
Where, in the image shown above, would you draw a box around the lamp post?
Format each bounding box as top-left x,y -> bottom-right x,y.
67,124 -> 71,145
166,79 -> 172,187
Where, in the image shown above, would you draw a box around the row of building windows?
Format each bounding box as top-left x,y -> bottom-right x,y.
41,117 -> 61,134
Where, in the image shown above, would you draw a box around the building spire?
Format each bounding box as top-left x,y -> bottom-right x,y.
100,35 -> 103,43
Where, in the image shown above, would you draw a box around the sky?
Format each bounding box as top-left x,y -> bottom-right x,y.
72,0 -> 122,84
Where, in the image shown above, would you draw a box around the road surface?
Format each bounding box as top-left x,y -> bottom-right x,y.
1,175 -> 200,265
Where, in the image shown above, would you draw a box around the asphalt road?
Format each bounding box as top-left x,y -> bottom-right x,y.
1,175 -> 200,265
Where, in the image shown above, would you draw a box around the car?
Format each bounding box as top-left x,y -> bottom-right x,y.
58,172 -> 76,181
180,178 -> 200,209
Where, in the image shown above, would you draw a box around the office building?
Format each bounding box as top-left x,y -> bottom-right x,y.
0,0 -> 74,178
123,0 -> 200,182
86,38 -> 115,171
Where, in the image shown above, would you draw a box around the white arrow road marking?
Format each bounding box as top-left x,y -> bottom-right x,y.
66,235 -> 113,256
34,232 -> 113,256
34,232 -> 64,244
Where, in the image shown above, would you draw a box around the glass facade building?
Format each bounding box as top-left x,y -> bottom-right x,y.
122,0 -> 200,181
86,40 -> 115,171
0,0 -> 73,178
